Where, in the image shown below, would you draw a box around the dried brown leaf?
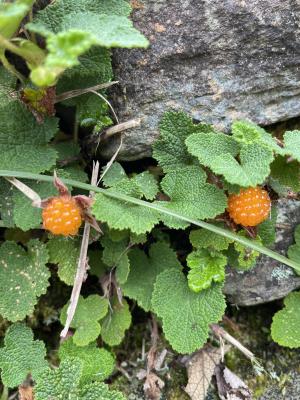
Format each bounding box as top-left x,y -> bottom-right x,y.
215,364 -> 252,400
19,385 -> 34,400
185,345 -> 227,400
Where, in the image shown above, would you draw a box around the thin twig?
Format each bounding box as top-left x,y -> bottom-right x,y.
5,177 -> 41,207
54,81 -> 119,103
89,89 -> 119,124
97,136 -> 123,185
60,162 -> 100,338
210,324 -> 255,361
103,119 -> 141,140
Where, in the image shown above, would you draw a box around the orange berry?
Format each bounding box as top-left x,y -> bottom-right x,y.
227,187 -> 271,227
42,196 -> 82,236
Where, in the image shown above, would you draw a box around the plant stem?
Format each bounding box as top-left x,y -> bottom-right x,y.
0,169 -> 299,272
0,386 -> 8,400
0,54 -> 25,83
0,35 -> 39,65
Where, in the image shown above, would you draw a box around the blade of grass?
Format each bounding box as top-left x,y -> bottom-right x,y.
0,170 -> 299,272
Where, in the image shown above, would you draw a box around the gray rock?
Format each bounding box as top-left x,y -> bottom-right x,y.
99,0 -> 300,160
260,371 -> 300,400
224,199 -> 300,306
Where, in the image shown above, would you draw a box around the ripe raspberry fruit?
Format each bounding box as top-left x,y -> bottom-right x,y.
227,187 -> 271,227
42,196 -> 82,236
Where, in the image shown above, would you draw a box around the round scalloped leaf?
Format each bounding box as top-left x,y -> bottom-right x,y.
121,242 -> 182,311
35,356 -> 126,400
0,240 -> 50,321
60,295 -> 109,346
271,292 -> 300,348
151,268 -> 226,354
187,249 -> 226,293
59,338 -> 115,383
47,236 -> 80,285
0,323 -> 47,388
159,165 -> 227,224
101,297 -> 131,346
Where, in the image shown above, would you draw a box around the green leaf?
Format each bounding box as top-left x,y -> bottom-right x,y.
190,226 -> 233,251
58,337 -> 115,383
283,131 -> 300,162
232,120 -> 284,154
60,295 -> 109,346
187,249 -> 226,293
185,131 -> 240,168
0,68 -> 58,172
47,236 -> 80,285
0,178 -> 14,227
152,269 -> 226,354
88,250 -> 107,278
101,297 -> 131,346
121,242 -> 182,311
152,111 -> 211,172
57,44 -> 112,121
0,240 -> 50,321
29,0 -> 132,35
271,292 -> 300,348
0,0 -> 34,40
29,12 -> 148,48
101,235 -> 130,284
35,357 -> 126,400
0,323 -> 47,388
93,166 -> 160,234
212,143 -> 274,187
288,225 -> 300,268
159,166 -> 227,223
12,180 -> 57,231
228,233 -> 261,270
257,207 -> 277,247
186,131 -> 274,187
270,155 -> 300,193
30,30 -> 95,87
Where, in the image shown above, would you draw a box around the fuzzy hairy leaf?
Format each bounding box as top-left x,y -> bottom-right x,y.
0,240 -> 50,321
59,337 -> 115,383
284,131 -> 300,162
29,30 -> 95,87
101,235 -> 130,284
122,242 -> 182,311
257,207 -> 277,247
270,155 -> 300,193
29,0 -> 131,35
159,166 -> 227,223
0,323 -> 47,388
93,166 -> 160,234
288,225 -> 300,268
271,292 -> 300,348
0,178 -> 14,227
228,234 -> 261,271
101,297 -> 131,346
152,269 -> 226,353
55,45 -> 112,127
0,0 -> 34,40
93,193 -> 160,234
60,295 -> 109,346
0,67 -> 58,172
153,111 -> 211,172
190,227 -> 233,252
232,120 -> 284,154
34,357 -> 125,400
12,180 -> 57,231
186,132 -> 274,187
88,250 -> 107,278
47,236 -> 79,285
187,249 -> 226,293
